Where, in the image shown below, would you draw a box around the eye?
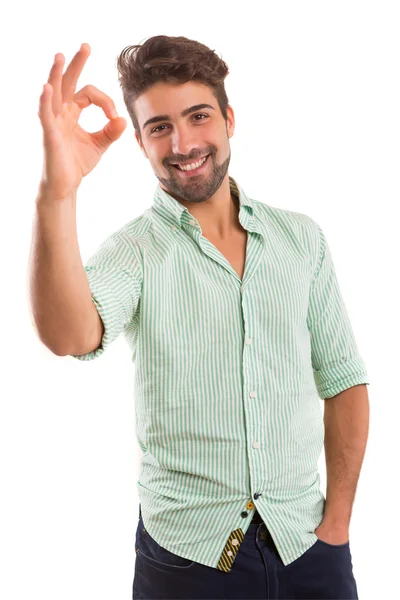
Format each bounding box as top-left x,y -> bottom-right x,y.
193,113 -> 208,121
150,113 -> 209,134
151,124 -> 168,134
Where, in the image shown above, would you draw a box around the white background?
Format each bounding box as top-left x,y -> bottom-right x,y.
1,1 -> 398,598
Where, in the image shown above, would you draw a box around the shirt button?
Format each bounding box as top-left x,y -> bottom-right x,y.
232,539 -> 239,546
245,337 -> 252,345
252,441 -> 260,449
249,391 -> 256,398
189,219 -> 196,226
171,225 -> 177,231
227,550 -> 233,556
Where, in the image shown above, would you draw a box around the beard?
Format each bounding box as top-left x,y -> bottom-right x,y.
156,149 -> 231,204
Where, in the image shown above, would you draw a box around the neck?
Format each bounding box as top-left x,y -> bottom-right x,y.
178,177 -> 241,239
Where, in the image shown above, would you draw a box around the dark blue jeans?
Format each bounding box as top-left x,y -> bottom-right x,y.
132,505 -> 358,599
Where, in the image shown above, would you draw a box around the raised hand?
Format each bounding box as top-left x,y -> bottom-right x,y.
37,43 -> 127,201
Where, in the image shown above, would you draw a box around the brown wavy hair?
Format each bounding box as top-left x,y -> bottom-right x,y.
116,35 -> 230,143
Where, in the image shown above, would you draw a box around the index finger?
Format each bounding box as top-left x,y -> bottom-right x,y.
61,43 -> 91,104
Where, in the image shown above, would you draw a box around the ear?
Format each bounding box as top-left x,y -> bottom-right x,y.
226,104 -> 235,139
135,131 -> 148,158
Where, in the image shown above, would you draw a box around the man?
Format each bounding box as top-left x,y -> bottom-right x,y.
30,35 -> 370,599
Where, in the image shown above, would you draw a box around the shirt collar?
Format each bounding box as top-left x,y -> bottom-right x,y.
151,175 -> 260,234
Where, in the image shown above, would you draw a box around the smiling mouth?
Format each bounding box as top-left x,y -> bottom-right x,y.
171,154 -> 211,173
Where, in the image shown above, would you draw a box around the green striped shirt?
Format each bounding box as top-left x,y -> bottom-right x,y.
71,176 -> 369,571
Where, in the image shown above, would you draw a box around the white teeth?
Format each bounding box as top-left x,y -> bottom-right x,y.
178,155 -> 208,171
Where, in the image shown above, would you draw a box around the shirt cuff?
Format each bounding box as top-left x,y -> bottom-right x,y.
69,274 -> 126,361
313,355 -> 370,399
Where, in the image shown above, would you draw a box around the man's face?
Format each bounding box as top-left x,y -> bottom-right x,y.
134,81 -> 235,204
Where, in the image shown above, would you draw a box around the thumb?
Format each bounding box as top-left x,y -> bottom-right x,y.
91,116 -> 127,151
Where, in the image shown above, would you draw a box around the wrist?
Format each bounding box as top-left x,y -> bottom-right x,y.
36,181 -> 77,206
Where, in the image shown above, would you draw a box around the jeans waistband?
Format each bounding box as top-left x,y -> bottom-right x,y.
251,509 -> 264,524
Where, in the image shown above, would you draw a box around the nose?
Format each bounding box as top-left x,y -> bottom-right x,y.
170,124 -> 201,158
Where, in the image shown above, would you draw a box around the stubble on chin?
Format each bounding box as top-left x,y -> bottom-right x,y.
157,154 -> 230,204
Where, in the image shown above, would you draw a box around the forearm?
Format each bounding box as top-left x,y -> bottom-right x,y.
322,383 -> 370,527
28,185 -> 96,355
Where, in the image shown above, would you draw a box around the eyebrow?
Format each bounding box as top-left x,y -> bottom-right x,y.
142,103 -> 216,132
